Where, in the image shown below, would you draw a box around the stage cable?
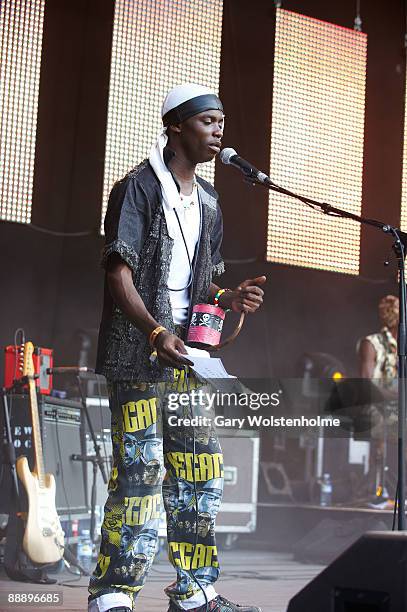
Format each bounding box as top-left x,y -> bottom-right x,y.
175,190 -> 209,610
354,0 -> 362,32
0,220 -> 95,237
185,367 -> 210,612
405,0 -> 407,52
28,223 -> 95,237
54,406 -> 73,547
223,256 -> 261,264
96,373 -> 111,472
392,481 -> 398,531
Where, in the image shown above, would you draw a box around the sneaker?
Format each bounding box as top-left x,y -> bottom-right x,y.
105,608 -> 132,612
168,595 -> 262,611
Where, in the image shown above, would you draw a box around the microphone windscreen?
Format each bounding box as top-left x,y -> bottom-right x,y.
219,147 -> 237,165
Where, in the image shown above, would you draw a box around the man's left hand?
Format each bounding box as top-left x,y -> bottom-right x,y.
219,276 -> 266,313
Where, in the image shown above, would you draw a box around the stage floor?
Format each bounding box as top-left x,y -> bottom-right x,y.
0,549 -> 324,612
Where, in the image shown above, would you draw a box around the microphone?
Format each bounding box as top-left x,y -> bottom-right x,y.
70,454 -> 89,461
46,366 -> 95,374
71,454 -> 108,482
219,148 -> 272,185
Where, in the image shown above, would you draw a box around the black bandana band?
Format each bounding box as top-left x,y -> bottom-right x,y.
162,94 -> 223,126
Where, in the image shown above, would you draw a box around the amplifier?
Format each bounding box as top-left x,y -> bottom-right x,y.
4,345 -> 53,395
85,397 -> 111,434
41,397 -> 87,513
0,394 -> 86,514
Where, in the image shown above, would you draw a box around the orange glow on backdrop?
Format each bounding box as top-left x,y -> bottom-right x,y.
268,9 -> 367,274
0,0 -> 45,224
101,0 -> 224,231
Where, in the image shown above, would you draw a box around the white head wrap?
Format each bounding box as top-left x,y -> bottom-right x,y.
149,83 -> 223,238
161,83 -> 222,124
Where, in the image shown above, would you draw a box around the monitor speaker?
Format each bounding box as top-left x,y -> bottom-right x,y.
287,531 -> 406,612
260,462 -> 294,500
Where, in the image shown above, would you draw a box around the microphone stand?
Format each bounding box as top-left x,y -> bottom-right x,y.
76,374 -> 108,497
70,454 -> 100,544
247,173 -> 407,530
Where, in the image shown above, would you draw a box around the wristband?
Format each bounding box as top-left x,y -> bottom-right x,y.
149,326 -> 167,348
214,288 -> 231,309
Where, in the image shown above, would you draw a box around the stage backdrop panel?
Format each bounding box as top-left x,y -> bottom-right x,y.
101,0 -> 224,231
0,0 -> 45,224
267,8 -> 367,275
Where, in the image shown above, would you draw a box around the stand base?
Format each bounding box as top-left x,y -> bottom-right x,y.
5,553 -> 57,584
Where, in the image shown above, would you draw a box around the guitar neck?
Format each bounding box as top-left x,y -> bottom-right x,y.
28,379 -> 45,487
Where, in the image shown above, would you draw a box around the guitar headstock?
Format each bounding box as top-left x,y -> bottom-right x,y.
21,342 -> 35,379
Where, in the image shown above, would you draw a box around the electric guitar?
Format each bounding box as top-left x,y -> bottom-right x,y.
16,342 -> 65,564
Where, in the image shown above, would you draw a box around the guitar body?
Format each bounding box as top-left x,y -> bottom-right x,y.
16,456 -> 64,564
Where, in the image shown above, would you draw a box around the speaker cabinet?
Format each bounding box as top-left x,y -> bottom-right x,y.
216,430 -> 259,533
0,394 -> 86,514
260,462 -> 294,501
41,397 -> 86,513
287,531 -> 406,612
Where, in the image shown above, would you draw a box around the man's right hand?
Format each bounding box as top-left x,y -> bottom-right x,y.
154,331 -> 193,368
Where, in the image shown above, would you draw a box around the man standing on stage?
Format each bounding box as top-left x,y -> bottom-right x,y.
357,294 -> 398,500
358,295 -> 398,384
89,84 -> 265,612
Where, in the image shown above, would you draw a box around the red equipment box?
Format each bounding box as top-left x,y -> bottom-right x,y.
4,345 -> 53,395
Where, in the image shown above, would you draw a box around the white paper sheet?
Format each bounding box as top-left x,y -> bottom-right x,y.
186,355 -> 236,380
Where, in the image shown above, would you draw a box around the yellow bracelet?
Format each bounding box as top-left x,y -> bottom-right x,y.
149,326 -> 167,348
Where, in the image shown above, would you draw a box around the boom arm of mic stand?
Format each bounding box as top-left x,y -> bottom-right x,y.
246,174 -> 393,231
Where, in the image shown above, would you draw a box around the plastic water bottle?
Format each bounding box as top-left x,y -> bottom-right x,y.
94,505 -> 103,536
77,529 -> 94,574
320,473 -> 333,506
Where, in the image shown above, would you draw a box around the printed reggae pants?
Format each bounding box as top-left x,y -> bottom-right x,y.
88,370 -> 224,610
